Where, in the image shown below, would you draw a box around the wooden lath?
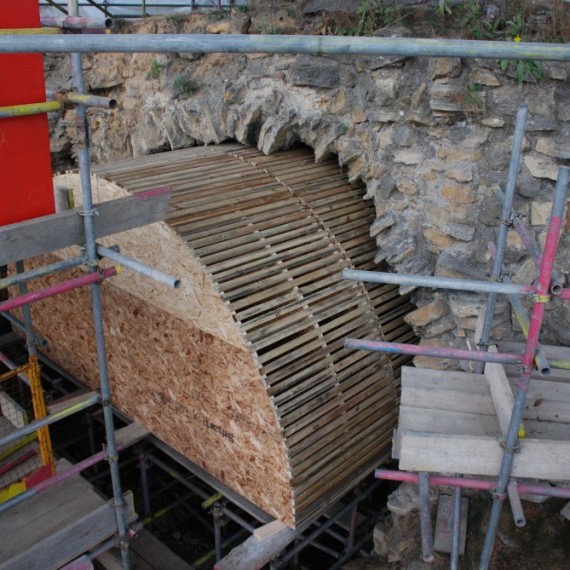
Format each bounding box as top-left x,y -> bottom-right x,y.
93,144 -> 417,527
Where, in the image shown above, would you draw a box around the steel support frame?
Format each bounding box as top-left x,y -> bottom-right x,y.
346,107 -> 568,568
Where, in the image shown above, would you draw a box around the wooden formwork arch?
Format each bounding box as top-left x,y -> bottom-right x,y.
30,144 -> 415,527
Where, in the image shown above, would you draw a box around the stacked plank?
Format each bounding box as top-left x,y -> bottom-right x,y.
394,355 -> 570,480
28,145 -> 415,527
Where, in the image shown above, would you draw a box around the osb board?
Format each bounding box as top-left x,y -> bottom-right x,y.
22,257 -> 294,524
92,145 -> 404,527
53,173 -> 243,350
19,146 -> 412,528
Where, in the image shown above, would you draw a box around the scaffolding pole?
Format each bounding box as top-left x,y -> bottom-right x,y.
475,104 -> 528,374
479,167 -> 569,569
0,34 -> 569,61
67,0 -> 130,566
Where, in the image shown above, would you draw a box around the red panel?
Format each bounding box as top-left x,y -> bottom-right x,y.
0,1 -> 55,226
24,464 -> 54,488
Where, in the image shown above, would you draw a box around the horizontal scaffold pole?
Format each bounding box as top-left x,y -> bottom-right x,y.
343,268 -> 535,296
345,338 -> 521,365
375,469 -> 570,499
0,101 -> 61,118
0,391 -> 100,449
0,255 -> 86,290
0,34 -> 570,61
0,266 -> 118,313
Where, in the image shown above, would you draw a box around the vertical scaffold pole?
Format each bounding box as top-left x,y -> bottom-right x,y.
475,104 -> 528,373
66,1 -> 130,567
479,166 -> 569,569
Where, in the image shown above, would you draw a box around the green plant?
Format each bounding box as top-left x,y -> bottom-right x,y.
354,0 -> 400,36
208,9 -> 227,21
257,24 -> 281,34
167,13 -> 186,29
174,76 -> 194,95
436,0 -> 452,17
145,59 -> 162,80
499,58 -> 543,84
506,13 -> 525,41
463,81 -> 484,109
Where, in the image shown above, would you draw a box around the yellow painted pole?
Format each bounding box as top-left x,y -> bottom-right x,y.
0,28 -> 60,35
28,358 -> 55,474
0,101 -> 61,119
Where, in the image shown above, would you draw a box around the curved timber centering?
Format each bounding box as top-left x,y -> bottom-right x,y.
27,144 -> 416,527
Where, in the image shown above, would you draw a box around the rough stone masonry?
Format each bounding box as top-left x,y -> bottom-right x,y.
45,16 -> 570,369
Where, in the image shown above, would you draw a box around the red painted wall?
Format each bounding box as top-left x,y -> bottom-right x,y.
0,2 -> 55,226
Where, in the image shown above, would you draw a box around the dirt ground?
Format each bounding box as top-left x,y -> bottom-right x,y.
198,1 -> 570,42
343,494 -> 570,570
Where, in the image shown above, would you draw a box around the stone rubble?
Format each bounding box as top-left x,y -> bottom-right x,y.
45,16 -> 570,361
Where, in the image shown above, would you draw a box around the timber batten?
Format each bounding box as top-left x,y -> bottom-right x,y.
25,145 -> 415,527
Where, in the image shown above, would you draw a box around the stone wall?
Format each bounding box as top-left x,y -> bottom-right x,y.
45,19 -> 570,367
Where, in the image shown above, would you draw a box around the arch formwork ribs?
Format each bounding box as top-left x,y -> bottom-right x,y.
33,144 -> 415,527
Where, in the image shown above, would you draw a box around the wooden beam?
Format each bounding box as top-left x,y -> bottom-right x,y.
484,345 -> 515,435
0,187 -> 171,266
47,390 -> 98,416
396,406 -> 570,443
214,525 -> 296,570
253,520 -> 288,541
115,422 -> 150,448
0,491 -> 136,570
399,432 -> 570,481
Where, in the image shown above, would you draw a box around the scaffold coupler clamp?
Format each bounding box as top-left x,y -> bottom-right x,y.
498,437 -> 521,454
490,486 -> 508,501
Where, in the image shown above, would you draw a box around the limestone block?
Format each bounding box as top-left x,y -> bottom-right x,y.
546,64 -> 568,81
426,320 -> 456,336
526,116 -> 557,132
373,525 -> 389,558
524,155 -> 559,181
429,79 -> 464,113
370,214 -> 396,237
413,338 -> 458,370
393,149 -> 424,165
396,179 -> 418,195
405,298 -> 447,327
535,137 -> 570,160
372,75 -> 399,105
431,57 -> 462,79
444,167 -> 473,182
449,296 -> 485,318
328,88 -> 348,114
482,117 -> 505,128
411,81 -> 427,108
531,201 -> 552,225
558,103 -> 570,122
446,148 -> 483,162
423,228 -> 454,249
441,183 -> 477,204
394,125 -> 416,147
469,68 -> 501,86
457,127 -> 490,149
506,229 -> 526,250
288,63 -> 340,89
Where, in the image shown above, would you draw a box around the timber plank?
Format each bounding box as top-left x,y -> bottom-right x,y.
399,432 -> 570,480
0,188 -> 171,266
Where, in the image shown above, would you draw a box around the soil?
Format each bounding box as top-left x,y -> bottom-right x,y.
342,494 -> 570,570
119,1 -> 570,45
